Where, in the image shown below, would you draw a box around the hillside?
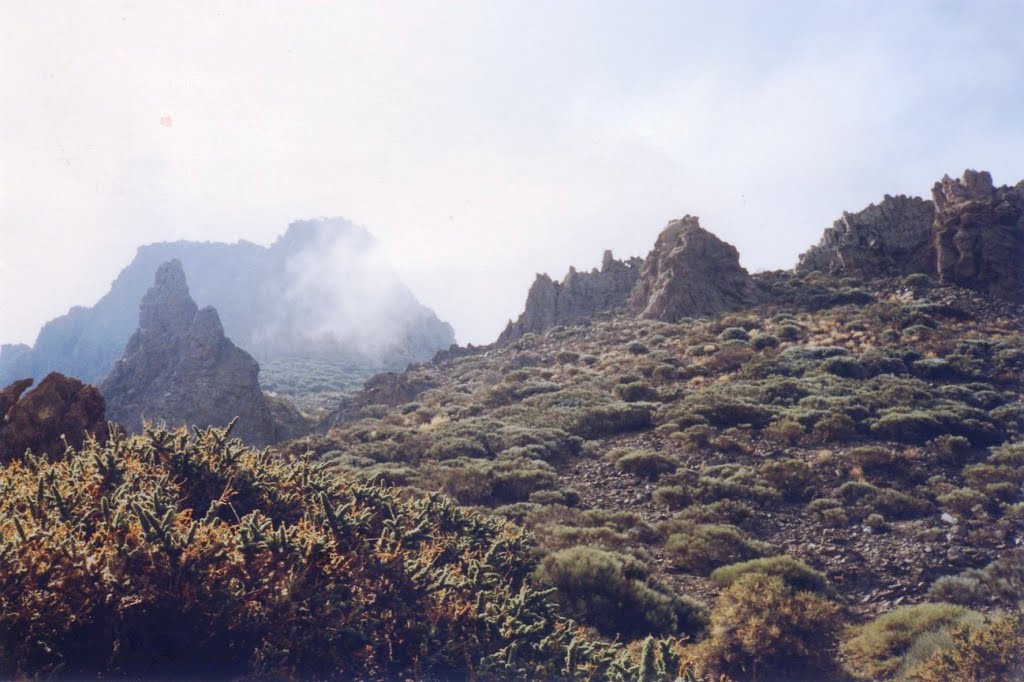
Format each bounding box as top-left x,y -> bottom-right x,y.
291,170 -> 1024,679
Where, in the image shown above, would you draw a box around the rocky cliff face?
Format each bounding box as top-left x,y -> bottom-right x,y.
933,170 -> 1024,302
0,218 -> 455,387
0,373 -> 108,463
796,195 -> 935,277
101,260 -> 283,446
497,250 -> 643,343
630,216 -> 760,321
797,170 -> 1023,303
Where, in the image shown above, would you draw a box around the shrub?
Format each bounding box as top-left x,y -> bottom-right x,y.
872,410 -> 945,444
842,603 -> 983,680
710,555 -> 831,595
665,524 -> 773,575
626,341 -> 649,355
690,573 -> 841,680
615,450 -> 678,480
573,401 -> 653,439
760,458 -> 816,501
0,426 -> 627,680
615,381 -> 660,403
821,355 -> 867,379
535,547 -> 707,640
718,327 -> 750,342
902,611 -> 1024,682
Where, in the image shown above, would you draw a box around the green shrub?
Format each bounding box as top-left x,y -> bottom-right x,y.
573,401 -> 653,439
535,547 -> 707,640
710,555 -> 831,594
842,603 -> 983,680
902,611 -> 1024,682
0,426 -> 630,680
626,341 -> 650,355
614,450 -> 678,480
821,355 -> 867,379
665,524 -> 773,575
691,573 -> 842,680
615,381 -> 660,402
718,327 -> 750,342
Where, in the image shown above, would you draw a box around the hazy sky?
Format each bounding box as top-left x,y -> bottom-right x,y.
2,1 -> 1023,346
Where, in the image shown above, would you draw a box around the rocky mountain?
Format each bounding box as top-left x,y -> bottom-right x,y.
100,260 -> 292,446
629,215 -> 761,321
796,194 -> 935,277
497,250 -> 643,344
0,218 -> 455,389
0,373 -> 107,463
798,169 -> 1023,303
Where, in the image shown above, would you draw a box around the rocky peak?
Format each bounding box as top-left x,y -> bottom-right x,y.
796,195 -> 935,277
932,170 -> 1024,302
138,259 -> 199,333
630,215 -> 760,321
497,251 -> 643,344
101,261 -> 285,446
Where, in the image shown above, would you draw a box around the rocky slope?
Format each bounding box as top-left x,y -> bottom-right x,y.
629,215 -> 761,321
101,260 -> 292,446
0,218 -> 455,389
0,373 -> 107,462
497,250 -> 643,343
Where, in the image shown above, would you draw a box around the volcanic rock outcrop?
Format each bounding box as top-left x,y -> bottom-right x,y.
796,195 -> 935,277
932,170 -> 1024,302
497,250 -> 643,343
0,373 -> 108,462
0,218 -> 454,387
101,260 -> 282,446
630,216 -> 760,321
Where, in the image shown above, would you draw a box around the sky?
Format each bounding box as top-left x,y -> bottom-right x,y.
2,1 -> 1023,347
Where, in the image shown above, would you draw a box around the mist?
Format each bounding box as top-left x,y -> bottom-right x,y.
2,1 -> 1023,346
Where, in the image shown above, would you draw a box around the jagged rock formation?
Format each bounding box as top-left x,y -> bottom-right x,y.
630,216 -> 760,321
0,218 -> 454,387
797,170 -> 1023,303
497,250 -> 643,344
933,170 -> 1024,302
101,260 -> 283,446
796,195 -> 936,277
0,373 -> 107,462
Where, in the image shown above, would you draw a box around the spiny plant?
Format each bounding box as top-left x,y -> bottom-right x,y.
0,423 -> 678,680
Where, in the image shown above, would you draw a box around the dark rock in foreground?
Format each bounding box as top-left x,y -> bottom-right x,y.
0,373 -> 107,462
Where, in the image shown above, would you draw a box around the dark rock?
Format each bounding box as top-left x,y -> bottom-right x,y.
497,250 -> 643,344
0,373 -> 107,462
0,378 -> 33,420
101,260 -> 281,446
932,170 -> 1024,302
796,195 -> 935,277
630,216 -> 760,321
